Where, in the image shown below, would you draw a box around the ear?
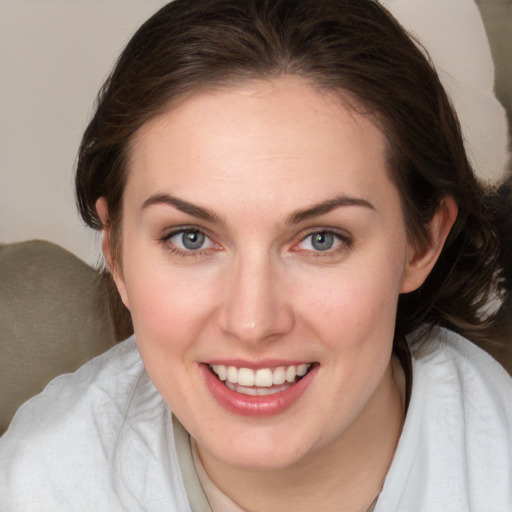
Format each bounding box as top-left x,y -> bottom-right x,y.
95,197 -> 130,310
401,196 -> 458,293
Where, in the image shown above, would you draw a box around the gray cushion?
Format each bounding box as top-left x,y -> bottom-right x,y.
0,240 -> 116,432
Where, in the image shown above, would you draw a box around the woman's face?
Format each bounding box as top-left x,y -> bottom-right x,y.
108,77 -> 429,471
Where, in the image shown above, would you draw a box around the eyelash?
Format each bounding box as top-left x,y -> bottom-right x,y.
160,227 -> 219,258
159,227 -> 353,258
292,229 -> 353,257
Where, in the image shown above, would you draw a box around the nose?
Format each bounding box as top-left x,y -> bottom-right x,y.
218,253 -> 294,346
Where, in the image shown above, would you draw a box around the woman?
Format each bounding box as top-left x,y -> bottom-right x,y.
1,0 -> 510,510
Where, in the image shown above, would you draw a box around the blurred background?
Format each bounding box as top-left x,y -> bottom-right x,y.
0,1 -> 166,265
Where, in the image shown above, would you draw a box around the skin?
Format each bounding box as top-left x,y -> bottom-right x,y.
97,76 -> 457,511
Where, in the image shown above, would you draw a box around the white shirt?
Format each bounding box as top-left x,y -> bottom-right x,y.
0,329 -> 511,511
376,330 -> 512,511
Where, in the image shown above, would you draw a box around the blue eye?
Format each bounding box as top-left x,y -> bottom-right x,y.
167,229 -> 213,251
298,230 -> 348,252
310,232 -> 335,251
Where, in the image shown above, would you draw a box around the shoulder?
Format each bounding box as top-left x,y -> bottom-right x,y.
0,337 -> 191,511
378,329 -> 512,512
413,329 -> 512,451
414,328 -> 512,414
3,336 -> 144,438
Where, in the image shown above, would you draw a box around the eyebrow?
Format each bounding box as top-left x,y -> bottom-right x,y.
141,194 -> 222,223
286,195 -> 375,224
141,192 -> 374,225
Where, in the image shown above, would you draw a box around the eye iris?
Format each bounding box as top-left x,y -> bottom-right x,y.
311,232 -> 334,251
182,230 -> 204,250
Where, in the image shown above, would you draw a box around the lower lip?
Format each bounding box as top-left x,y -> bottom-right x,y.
201,364 -> 317,417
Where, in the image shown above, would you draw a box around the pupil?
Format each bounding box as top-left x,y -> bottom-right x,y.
312,232 -> 334,251
182,230 -> 204,250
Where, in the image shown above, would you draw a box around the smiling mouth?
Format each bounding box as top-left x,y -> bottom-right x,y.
208,363 -> 315,396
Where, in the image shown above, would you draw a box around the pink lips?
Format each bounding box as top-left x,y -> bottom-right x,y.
201,363 -> 317,417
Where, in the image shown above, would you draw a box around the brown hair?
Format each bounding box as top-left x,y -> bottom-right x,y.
75,0 -> 509,344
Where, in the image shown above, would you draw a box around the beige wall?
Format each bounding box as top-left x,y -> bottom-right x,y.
0,1 -> 164,265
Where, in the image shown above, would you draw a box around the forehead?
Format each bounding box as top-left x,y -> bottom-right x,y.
125,76 -> 395,214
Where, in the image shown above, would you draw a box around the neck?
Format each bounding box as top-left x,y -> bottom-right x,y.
197,358 -> 405,512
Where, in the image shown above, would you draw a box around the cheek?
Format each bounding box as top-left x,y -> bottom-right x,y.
125,267 -> 214,341
121,264 -> 218,407
295,254 -> 404,344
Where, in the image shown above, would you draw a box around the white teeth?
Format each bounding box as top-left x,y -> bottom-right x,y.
226,382 -> 259,395
212,365 -> 227,381
227,366 -> 238,384
285,366 -> 296,382
210,363 -> 311,388
297,364 -> 309,377
237,368 -> 255,387
272,367 -> 286,385
254,368 -> 273,387
226,382 -> 290,396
